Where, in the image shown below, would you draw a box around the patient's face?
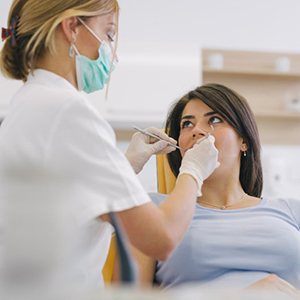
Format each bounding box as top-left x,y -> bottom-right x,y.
178,99 -> 244,177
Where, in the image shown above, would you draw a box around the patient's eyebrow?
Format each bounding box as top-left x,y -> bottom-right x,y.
181,111 -> 216,120
203,111 -> 217,117
181,115 -> 195,120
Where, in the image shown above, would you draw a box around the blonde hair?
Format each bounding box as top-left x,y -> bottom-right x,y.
0,0 -> 119,82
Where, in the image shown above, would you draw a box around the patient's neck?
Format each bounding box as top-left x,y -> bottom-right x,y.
198,176 -> 245,208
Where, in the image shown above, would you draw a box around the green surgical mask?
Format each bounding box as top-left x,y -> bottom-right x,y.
72,18 -> 117,94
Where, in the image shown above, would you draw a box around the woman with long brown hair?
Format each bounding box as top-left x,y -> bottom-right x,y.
133,83 -> 300,295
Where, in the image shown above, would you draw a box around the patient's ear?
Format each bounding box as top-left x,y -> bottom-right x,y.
240,139 -> 248,152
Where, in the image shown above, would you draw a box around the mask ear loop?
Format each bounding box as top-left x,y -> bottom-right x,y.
77,17 -> 117,61
77,17 -> 102,43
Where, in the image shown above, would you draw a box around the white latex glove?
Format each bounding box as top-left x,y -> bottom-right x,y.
125,127 -> 177,174
178,135 -> 220,196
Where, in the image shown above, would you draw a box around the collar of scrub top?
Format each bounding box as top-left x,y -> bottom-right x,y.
27,69 -> 78,92
109,212 -> 138,284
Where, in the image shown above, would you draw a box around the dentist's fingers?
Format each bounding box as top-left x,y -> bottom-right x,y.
146,127 -> 177,146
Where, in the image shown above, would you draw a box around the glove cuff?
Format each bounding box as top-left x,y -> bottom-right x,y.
178,169 -> 203,197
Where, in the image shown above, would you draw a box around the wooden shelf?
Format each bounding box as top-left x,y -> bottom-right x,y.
255,110 -> 300,120
202,48 -> 300,144
203,68 -> 300,79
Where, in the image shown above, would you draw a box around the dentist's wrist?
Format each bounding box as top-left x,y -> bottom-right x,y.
177,171 -> 203,197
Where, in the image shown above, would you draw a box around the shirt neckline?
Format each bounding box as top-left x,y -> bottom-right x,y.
27,69 -> 78,92
196,197 -> 266,212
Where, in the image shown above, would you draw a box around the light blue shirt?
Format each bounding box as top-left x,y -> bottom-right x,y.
150,193 -> 300,289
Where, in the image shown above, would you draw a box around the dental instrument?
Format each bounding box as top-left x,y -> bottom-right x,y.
133,126 -> 182,150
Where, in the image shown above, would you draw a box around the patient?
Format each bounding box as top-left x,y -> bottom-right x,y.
131,83 -> 300,294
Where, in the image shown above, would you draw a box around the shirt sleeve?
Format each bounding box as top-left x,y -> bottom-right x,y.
45,97 -> 151,221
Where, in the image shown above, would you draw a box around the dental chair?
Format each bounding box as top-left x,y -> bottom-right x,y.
102,233 -> 117,284
156,154 -> 176,194
102,213 -> 137,285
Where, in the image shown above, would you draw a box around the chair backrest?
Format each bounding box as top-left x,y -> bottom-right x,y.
102,233 -> 117,284
102,212 -> 138,285
109,212 -> 137,283
156,154 -> 176,194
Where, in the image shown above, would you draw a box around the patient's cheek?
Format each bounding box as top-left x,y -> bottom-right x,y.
178,135 -> 189,152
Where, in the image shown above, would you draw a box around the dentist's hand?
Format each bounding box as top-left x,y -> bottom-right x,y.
125,127 -> 177,174
178,135 -> 220,196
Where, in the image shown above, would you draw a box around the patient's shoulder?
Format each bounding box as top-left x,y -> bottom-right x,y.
284,198 -> 300,226
269,197 -> 300,227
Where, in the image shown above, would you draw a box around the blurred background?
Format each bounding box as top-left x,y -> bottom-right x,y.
1,0 -> 300,198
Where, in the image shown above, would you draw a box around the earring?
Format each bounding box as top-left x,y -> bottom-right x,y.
68,35 -> 77,58
243,151 -> 247,157
69,43 -> 75,58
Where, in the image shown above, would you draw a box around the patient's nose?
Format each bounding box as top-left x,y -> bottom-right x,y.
192,126 -> 207,139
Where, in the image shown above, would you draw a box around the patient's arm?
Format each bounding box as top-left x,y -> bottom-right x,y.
130,245 -> 157,287
247,274 -> 299,296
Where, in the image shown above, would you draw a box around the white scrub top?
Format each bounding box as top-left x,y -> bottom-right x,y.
0,69 -> 150,289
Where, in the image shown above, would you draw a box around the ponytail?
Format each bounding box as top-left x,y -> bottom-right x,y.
0,0 -> 29,81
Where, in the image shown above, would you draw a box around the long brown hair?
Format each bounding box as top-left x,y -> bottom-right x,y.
0,0 -> 119,82
165,83 -> 263,197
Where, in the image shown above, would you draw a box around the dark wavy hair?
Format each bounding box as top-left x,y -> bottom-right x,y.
165,83 -> 263,197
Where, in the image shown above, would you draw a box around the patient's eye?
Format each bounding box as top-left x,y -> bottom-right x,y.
208,116 -> 223,125
181,120 -> 193,129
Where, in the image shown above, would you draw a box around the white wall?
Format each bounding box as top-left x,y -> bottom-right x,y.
118,0 -> 300,50
116,0 -> 300,51
262,146 -> 300,199
106,0 -> 300,127
2,0 -> 300,123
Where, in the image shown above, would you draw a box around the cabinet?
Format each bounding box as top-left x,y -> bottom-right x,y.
202,49 -> 300,144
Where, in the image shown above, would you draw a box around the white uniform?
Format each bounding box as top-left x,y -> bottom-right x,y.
0,69 -> 150,289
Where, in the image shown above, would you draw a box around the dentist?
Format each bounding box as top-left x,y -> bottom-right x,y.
0,0 -> 219,288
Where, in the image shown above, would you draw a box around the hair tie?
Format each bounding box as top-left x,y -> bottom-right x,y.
1,16 -> 18,47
